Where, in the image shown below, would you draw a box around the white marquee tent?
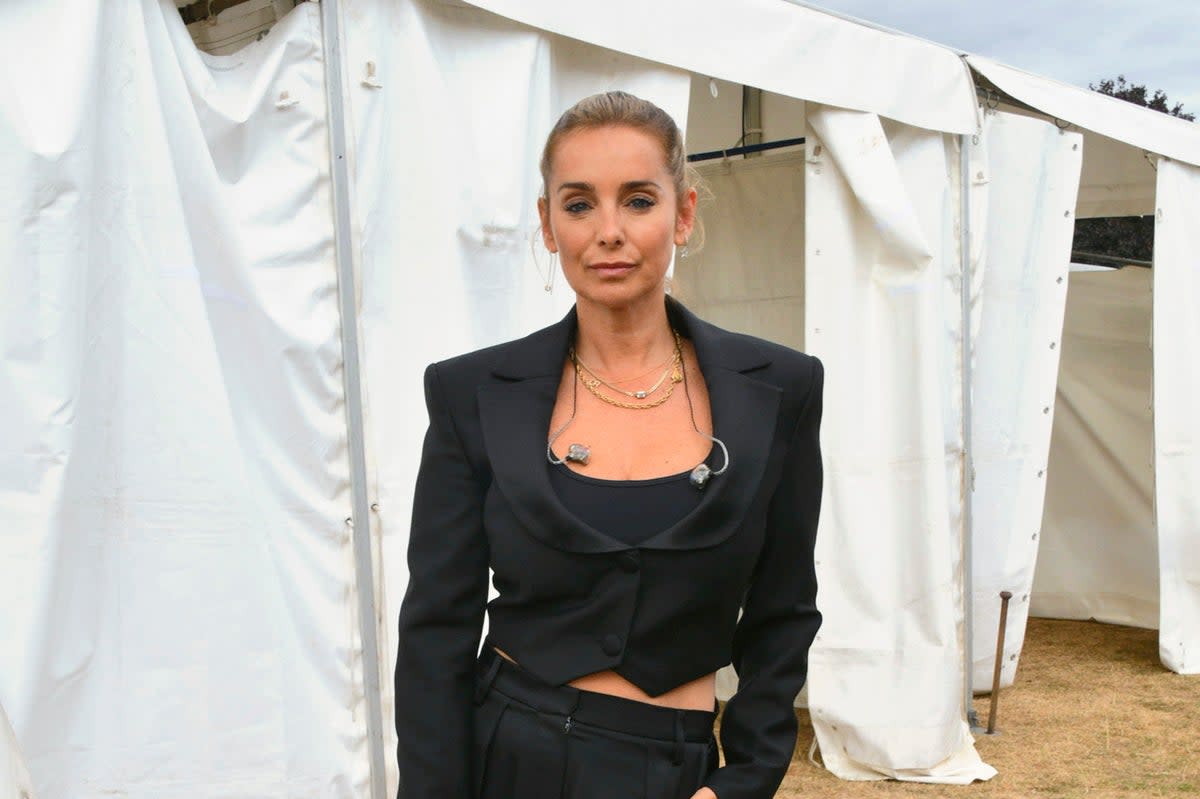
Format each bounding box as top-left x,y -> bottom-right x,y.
1,1 -> 1197,797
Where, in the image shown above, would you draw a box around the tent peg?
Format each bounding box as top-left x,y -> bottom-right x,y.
985,591 -> 1014,735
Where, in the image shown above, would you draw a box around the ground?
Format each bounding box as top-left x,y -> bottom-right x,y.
760,618 -> 1199,799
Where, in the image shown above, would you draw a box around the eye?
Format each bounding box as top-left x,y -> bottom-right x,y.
628,196 -> 656,210
564,199 -> 591,214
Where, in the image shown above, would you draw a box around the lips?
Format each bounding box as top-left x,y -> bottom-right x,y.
588,261 -> 636,277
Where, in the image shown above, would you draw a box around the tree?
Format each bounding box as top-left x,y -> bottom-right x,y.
1072,77 -> 1193,266
1089,75 -> 1195,121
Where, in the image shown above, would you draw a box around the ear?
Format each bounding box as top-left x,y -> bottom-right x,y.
674,186 -> 698,246
537,197 -> 557,253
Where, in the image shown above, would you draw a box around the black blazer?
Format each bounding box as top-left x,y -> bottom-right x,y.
395,298 -> 823,799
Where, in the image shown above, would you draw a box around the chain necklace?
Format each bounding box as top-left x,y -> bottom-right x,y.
603,353 -> 678,386
573,343 -> 678,399
548,332 -> 730,488
571,330 -> 682,408
575,363 -> 679,409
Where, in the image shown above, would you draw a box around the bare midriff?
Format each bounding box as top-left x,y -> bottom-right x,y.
494,647 -> 716,712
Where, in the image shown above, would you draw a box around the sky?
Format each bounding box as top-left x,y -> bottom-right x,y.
807,0 -> 1200,117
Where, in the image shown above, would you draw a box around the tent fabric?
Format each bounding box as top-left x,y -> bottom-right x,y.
1153,159 -> 1200,675
1075,127 -> 1158,219
336,0 -> 693,793
0,703 -> 34,799
802,104 -> 994,783
968,56 -> 1200,168
460,0 -> 980,135
673,153 -> 807,355
1033,268 -> 1157,629
811,109 -> 934,280
967,110 -> 1082,691
0,2 -> 372,796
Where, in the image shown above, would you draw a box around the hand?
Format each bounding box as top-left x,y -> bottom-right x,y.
688,789 -> 718,799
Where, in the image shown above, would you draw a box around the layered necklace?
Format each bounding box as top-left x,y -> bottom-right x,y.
547,329 -> 730,489
572,330 -> 683,409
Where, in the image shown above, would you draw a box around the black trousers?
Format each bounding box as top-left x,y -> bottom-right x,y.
473,650 -> 719,799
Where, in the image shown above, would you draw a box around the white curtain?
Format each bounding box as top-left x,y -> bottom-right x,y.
802,105 -> 994,783
0,3 -> 370,796
674,153 -> 807,353
337,1 -> 693,793
1153,159 -> 1200,675
1033,267 -> 1157,629
967,111 -> 1082,691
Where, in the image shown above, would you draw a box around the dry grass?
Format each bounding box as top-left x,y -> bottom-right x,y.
771,618 -> 1200,799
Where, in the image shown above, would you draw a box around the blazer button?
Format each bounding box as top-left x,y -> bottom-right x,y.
601,633 -> 623,656
618,552 -> 640,573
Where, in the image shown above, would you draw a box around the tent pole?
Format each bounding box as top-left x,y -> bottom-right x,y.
320,1 -> 389,798
742,86 -> 763,157
960,133 -> 980,732
687,136 -> 806,163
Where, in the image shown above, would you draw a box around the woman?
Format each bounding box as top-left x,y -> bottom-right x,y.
395,91 -> 824,799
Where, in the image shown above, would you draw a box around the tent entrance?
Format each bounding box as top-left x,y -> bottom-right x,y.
1034,266 -> 1158,629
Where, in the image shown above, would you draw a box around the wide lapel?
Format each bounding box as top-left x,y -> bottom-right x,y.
479,308 -> 630,554
477,299 -> 784,554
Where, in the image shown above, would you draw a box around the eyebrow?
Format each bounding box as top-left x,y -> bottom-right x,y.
556,180 -> 662,194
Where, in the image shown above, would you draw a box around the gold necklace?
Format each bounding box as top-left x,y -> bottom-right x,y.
575,351 -> 677,400
572,330 -> 683,401
572,334 -> 683,410
579,347 -> 676,388
576,364 -> 681,409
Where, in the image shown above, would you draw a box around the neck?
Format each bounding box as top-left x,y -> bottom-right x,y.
573,293 -> 675,376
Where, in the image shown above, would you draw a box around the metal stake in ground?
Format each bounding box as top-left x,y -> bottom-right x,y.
987,591 -> 1013,734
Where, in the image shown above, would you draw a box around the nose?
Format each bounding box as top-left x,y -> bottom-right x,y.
596,206 -> 624,248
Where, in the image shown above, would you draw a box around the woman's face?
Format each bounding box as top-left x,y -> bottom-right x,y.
539,125 -> 696,312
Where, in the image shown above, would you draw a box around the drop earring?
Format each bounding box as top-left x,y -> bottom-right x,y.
544,251 -> 558,292
531,235 -> 558,293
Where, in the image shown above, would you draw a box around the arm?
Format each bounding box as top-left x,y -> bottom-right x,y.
705,357 -> 824,799
394,362 -> 490,799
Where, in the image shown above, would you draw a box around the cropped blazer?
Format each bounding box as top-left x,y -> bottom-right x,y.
394,298 -> 824,799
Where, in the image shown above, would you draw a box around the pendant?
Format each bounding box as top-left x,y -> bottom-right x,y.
634,391 -> 648,399
565,443 -> 590,465
689,463 -> 712,489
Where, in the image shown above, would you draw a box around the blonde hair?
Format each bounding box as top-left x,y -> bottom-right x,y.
539,91 -> 705,251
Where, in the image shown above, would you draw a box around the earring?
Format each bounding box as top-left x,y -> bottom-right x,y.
678,243 -> 690,259
530,231 -> 558,293
534,249 -> 558,292
545,252 -> 558,292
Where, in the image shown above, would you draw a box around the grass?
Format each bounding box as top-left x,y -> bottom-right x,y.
771,618 -> 1200,799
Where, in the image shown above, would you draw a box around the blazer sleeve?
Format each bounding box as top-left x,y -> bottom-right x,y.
394,362 -> 490,799
705,356 -> 824,799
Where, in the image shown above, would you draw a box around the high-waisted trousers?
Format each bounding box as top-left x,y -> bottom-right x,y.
473,650 -> 719,799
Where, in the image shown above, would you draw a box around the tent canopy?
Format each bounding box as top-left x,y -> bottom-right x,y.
459,0 -> 980,135
970,55 -> 1200,168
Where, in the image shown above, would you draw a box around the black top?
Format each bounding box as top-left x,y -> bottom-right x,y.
394,298 -> 824,799
546,461 -> 704,546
